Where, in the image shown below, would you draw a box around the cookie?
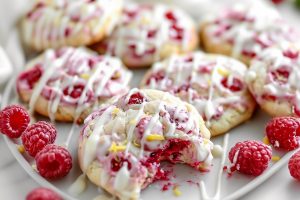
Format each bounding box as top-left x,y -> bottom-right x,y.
91,3 -> 198,68
200,3 -> 299,65
16,47 -> 132,122
246,43 -> 300,117
78,89 -> 213,200
22,0 -> 122,51
141,52 -> 256,136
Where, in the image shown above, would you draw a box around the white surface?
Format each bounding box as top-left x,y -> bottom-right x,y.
1,0 -> 300,200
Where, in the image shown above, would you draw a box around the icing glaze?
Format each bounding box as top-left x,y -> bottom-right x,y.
17,47 -> 132,122
79,89 -> 213,199
94,3 -> 196,67
23,0 -> 122,50
203,2 -> 299,61
142,52 -> 251,130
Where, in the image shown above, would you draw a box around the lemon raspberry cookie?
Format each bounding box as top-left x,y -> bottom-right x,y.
141,52 -> 256,136
22,0 -> 122,51
78,89 -> 213,200
17,47 -> 132,122
92,3 -> 198,68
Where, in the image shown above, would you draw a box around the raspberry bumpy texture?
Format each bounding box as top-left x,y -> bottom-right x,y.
26,187 -> 62,200
228,140 -> 272,176
289,150 -> 300,181
78,89 -> 213,200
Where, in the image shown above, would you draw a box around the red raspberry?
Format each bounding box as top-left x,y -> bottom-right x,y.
128,92 -> 146,105
35,144 -> 72,179
228,140 -> 272,176
221,77 -> 243,92
21,121 -> 57,157
0,105 -> 30,138
288,150 -> 300,180
266,117 -> 300,151
26,187 -> 62,200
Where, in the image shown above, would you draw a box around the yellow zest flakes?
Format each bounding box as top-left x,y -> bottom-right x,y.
272,156 -> 281,162
80,73 -> 90,80
129,119 -> 137,125
111,71 -> 121,79
146,134 -> 165,142
262,136 -> 270,145
109,142 -> 126,153
112,108 -> 120,115
203,138 -> 210,145
133,139 -> 141,148
217,68 -> 229,77
173,186 -> 182,197
17,145 -> 25,154
207,79 -> 211,86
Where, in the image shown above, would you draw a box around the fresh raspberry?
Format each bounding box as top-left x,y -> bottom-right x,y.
35,144 -> 72,179
21,121 -> 57,157
266,117 -> 300,151
128,92 -> 146,105
228,140 -> 272,176
0,105 -> 30,138
288,150 -> 300,180
26,187 -> 62,200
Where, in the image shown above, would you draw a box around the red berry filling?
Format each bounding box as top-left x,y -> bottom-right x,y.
270,67 -> 290,84
165,11 -> 177,23
241,50 -> 256,58
18,64 -> 43,90
221,77 -> 243,92
0,105 -> 30,138
63,84 -> 94,104
283,49 -> 299,59
111,156 -> 132,172
146,70 -> 166,85
128,92 -> 146,105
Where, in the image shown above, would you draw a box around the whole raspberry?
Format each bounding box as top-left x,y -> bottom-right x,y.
228,140 -> 272,176
0,105 -> 30,138
266,117 -> 300,151
22,121 -> 57,157
26,187 -> 62,200
288,150 -> 300,180
35,144 -> 72,179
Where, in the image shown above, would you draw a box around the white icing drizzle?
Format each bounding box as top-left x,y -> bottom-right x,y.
105,3 -> 195,62
143,52 -> 248,128
200,133 -> 229,200
24,0 -> 121,49
205,2 -> 297,59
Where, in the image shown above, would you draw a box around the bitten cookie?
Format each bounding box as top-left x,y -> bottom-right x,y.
16,47 -> 132,122
78,89 -> 213,200
246,43 -> 300,117
141,52 -> 256,136
200,3 -> 299,65
22,0 -> 122,51
91,3 -> 198,68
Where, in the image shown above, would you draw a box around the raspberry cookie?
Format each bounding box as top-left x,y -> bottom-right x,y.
91,3 -> 198,68
22,0 -> 122,51
246,43 -> 300,117
200,3 -> 299,65
141,52 -> 256,136
78,89 -> 213,200
17,47 -> 132,122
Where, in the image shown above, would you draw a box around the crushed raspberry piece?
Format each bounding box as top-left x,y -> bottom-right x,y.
64,27 -> 72,37
163,139 -> 190,163
288,150 -> 300,180
170,24 -> 183,40
26,187 -> 62,200
111,157 -> 132,172
271,0 -> 285,4
221,77 -> 243,92
266,117 -> 300,151
35,144 -> 72,179
271,67 -> 290,84
241,50 -> 256,58
128,92 -> 146,105
22,121 -> 57,157
228,140 -> 272,176
146,70 -> 166,85
283,49 -> 299,59
0,105 -> 30,138
147,29 -> 157,38
165,11 -> 177,22
18,65 -> 43,89
63,84 -> 94,102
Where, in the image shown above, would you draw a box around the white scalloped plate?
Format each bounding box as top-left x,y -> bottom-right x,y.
2,70 -> 298,200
